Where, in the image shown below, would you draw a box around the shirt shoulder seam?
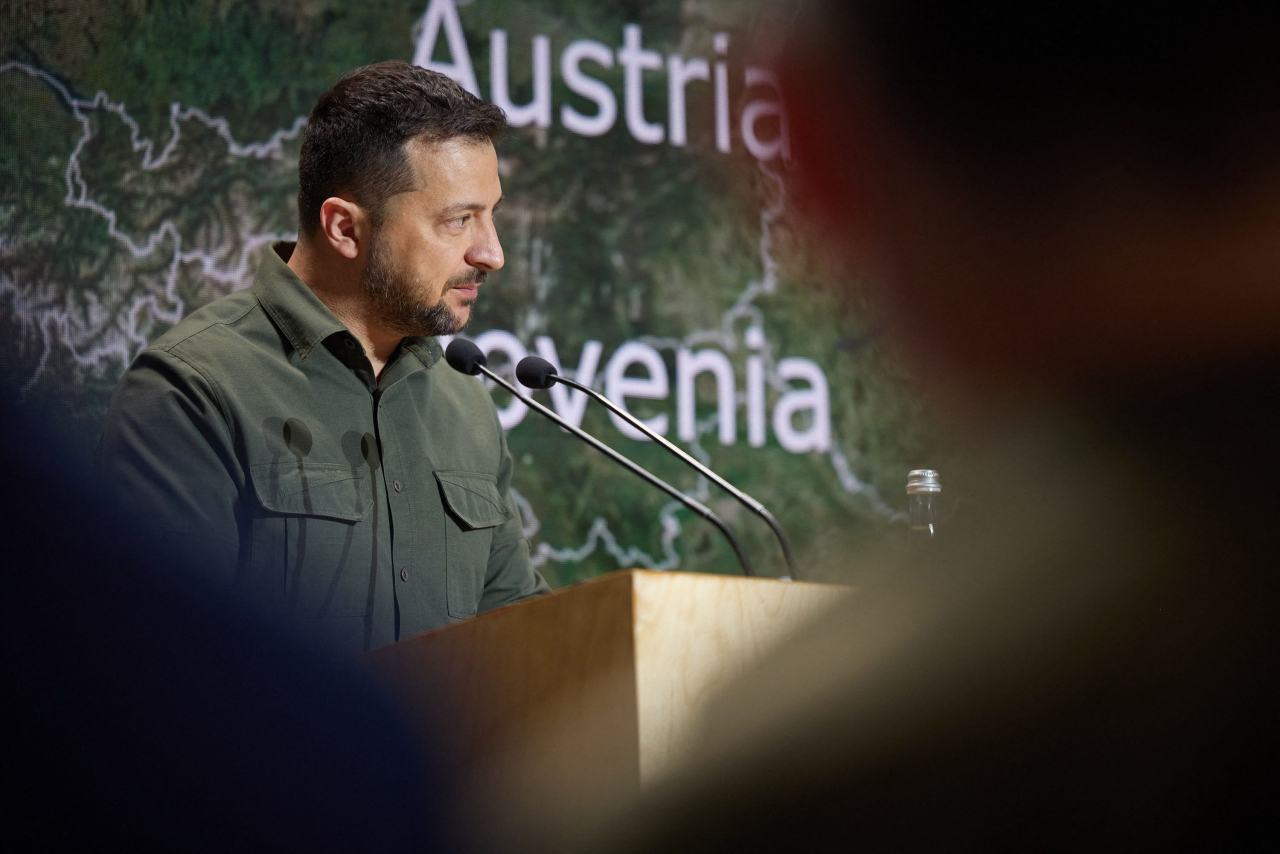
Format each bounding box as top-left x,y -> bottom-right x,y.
154,299 -> 260,354
162,345 -> 238,449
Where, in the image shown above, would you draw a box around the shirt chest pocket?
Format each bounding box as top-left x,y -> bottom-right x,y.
436,470 -> 511,619
248,462 -> 378,619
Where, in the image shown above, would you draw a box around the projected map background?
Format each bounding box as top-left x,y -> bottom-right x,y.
1,0 -> 936,585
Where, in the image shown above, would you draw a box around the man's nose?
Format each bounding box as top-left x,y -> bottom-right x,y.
465,219 -> 504,272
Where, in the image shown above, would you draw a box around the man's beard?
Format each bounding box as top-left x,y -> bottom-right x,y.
360,233 -> 484,338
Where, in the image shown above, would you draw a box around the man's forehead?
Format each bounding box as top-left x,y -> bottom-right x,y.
403,136 -> 499,191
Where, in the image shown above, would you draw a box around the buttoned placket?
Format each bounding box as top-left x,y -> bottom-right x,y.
316,327 -> 451,640
371,384 -> 405,602
331,331 -> 415,609
366,345 -> 429,628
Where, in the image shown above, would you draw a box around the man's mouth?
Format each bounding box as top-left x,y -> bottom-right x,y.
449,270 -> 486,299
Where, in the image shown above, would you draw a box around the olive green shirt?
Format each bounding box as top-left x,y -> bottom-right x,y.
99,243 -> 549,655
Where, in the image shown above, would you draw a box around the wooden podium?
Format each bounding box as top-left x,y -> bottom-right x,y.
361,570 -> 848,838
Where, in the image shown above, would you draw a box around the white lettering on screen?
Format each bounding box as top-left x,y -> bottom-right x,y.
457,331 -> 831,456
414,0 -> 790,160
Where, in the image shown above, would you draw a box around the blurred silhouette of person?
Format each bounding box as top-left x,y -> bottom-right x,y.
582,2 -> 1280,851
2,390 -> 446,850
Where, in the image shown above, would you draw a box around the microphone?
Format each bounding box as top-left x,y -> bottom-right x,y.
445,339 -> 755,577
516,355 -> 799,580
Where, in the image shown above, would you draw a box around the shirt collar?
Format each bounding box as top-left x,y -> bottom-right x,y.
403,337 -> 443,368
252,242 -> 347,361
251,242 -> 443,368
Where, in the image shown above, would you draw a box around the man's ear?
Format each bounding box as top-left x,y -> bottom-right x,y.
318,197 -> 366,260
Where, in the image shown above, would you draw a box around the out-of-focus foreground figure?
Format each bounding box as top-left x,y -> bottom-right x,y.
591,2 -> 1280,850
1,391 -> 444,850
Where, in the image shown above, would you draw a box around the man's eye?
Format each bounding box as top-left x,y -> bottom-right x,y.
452,215 -> 470,227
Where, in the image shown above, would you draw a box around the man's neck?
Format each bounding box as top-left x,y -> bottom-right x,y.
286,240 -> 402,378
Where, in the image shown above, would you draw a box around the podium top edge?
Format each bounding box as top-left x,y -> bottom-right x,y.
601,569 -> 842,589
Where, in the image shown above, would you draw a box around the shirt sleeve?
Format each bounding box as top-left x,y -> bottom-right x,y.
478,414 -> 550,613
97,347 -> 245,585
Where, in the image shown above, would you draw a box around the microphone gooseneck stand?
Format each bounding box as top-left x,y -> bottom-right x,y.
517,357 -> 799,580
444,341 -> 755,577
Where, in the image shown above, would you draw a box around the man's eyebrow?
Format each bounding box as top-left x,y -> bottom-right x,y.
438,195 -> 504,218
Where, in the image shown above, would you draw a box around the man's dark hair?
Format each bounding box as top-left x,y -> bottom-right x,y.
297,60 -> 506,235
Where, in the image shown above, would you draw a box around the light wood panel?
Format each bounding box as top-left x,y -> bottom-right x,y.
631,570 -> 854,783
360,570 -> 850,848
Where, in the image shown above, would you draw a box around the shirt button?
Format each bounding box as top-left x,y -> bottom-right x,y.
400,567 -> 409,582
344,338 -> 356,349
393,479 -> 402,492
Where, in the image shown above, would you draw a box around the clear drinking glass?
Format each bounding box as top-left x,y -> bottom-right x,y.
906,469 -> 941,540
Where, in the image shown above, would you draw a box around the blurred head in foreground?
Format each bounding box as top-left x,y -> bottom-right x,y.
1,394 -> 442,849
784,2 -> 1280,412
568,4 -> 1280,852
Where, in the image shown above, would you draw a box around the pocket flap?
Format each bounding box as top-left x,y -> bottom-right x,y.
435,470 -> 511,530
250,462 -> 369,521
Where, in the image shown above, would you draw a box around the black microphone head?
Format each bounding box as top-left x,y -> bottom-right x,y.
516,356 -> 558,390
445,338 -> 487,375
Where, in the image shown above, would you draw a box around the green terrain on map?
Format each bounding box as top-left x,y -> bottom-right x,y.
1,0 -> 938,585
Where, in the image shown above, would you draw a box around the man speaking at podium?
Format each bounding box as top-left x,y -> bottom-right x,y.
99,61 -> 548,655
